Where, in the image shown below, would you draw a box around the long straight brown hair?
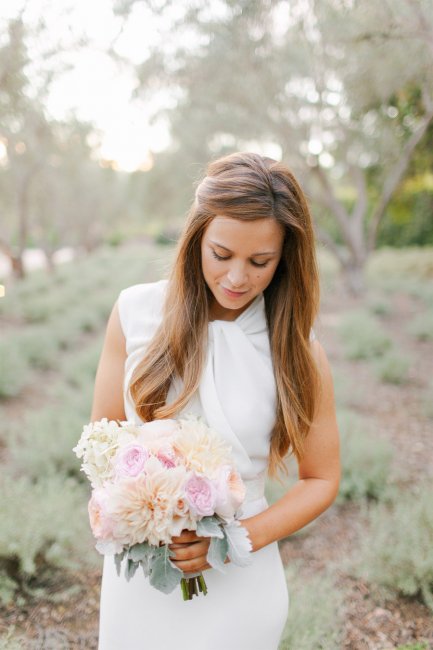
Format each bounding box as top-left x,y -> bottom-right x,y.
129,152 -> 320,478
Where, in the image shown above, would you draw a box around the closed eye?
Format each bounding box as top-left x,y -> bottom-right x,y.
211,250 -> 269,268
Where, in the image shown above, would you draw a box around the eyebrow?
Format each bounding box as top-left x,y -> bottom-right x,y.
210,240 -> 278,256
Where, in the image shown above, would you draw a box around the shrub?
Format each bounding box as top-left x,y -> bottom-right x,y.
338,311 -> 392,360
367,292 -> 393,317
278,563 -> 344,650
374,350 -> 410,384
0,627 -> 26,649
355,483 -> 433,611
408,310 -> 433,342
337,410 -> 394,503
0,341 -> 30,398
0,472 -> 97,603
15,325 -> 61,370
368,247 -> 433,282
7,405 -> 89,479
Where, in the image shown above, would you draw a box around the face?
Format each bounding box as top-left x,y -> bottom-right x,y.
200,216 -> 284,321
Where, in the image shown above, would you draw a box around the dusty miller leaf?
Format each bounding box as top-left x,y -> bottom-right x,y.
149,544 -> 183,594
207,535 -> 229,573
125,558 -> 139,582
224,520 -> 253,567
114,550 -> 126,577
196,516 -> 224,539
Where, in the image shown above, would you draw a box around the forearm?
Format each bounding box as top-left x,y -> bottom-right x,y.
241,478 -> 339,552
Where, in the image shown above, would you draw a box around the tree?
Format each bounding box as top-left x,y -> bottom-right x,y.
113,0 -> 433,293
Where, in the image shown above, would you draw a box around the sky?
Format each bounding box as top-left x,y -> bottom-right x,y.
1,0 -> 289,171
2,0 -> 175,171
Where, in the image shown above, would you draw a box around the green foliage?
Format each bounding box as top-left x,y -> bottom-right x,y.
374,350 -> 410,384
396,644 -> 429,650
368,247 -> 433,284
7,399 -> 89,479
0,340 -> 30,398
367,295 -> 392,317
377,186 -> 433,248
0,472 -> 97,601
0,627 -> 26,650
10,324 -> 61,370
338,310 -> 392,360
356,483 -> 433,611
278,563 -> 344,650
408,310 -> 433,342
337,410 -> 394,503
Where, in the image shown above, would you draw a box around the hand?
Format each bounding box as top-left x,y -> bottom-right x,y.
168,529 -> 230,574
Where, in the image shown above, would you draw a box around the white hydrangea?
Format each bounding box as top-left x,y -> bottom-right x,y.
73,418 -> 140,488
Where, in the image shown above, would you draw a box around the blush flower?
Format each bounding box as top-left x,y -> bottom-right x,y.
113,443 -> 149,478
136,419 -> 179,453
88,488 -> 114,539
173,417 -> 233,478
214,465 -> 246,521
184,473 -> 217,517
105,464 -> 190,546
156,443 -> 177,469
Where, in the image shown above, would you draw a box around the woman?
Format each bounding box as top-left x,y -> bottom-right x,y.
91,152 -> 340,649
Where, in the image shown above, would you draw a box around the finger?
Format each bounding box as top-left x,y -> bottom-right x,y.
170,530 -> 202,544
169,540 -> 209,561
171,555 -> 211,573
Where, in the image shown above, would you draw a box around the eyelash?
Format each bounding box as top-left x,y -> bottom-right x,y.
211,250 -> 269,268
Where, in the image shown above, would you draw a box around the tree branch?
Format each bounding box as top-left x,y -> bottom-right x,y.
367,102 -> 433,251
311,164 -> 358,258
314,224 -> 347,267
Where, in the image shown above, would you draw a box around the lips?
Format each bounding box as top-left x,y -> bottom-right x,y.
221,286 -> 248,298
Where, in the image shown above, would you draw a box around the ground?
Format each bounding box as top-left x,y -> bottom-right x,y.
1,274 -> 432,650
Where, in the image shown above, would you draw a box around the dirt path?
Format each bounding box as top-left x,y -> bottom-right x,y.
1,280 -> 432,649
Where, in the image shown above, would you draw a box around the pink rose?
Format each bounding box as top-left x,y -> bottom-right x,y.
136,419 -> 179,453
184,474 -> 216,517
156,443 -> 177,469
88,488 -> 114,539
114,443 -> 149,478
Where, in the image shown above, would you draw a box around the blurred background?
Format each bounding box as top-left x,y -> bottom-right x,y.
0,1 -> 432,648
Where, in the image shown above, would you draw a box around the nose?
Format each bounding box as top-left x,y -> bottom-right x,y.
227,262 -> 248,288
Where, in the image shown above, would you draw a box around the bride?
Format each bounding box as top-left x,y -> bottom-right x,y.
90,151 -> 340,649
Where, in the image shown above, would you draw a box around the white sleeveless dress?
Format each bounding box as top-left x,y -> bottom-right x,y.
98,280 -> 289,650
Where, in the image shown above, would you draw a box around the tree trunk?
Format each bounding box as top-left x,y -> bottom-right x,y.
340,257 -> 366,296
11,254 -> 25,279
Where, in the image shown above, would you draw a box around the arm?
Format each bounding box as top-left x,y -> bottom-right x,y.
241,340 -> 341,552
90,300 -> 127,422
169,340 -> 340,572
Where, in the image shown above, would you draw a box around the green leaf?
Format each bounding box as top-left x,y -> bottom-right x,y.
224,521 -> 253,567
129,542 -> 151,563
114,550 -> 126,577
149,545 -> 183,594
125,558 -> 139,582
207,535 -> 229,573
196,515 -> 224,538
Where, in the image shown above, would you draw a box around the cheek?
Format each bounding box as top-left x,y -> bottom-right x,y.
202,254 -> 221,279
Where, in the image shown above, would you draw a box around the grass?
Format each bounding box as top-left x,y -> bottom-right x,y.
278,562 -> 344,650
374,349 -> 410,384
354,482 -> 433,612
338,310 -> 392,360
337,410 -> 394,503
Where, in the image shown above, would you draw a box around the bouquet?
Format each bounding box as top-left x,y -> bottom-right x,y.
73,414 -> 253,600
